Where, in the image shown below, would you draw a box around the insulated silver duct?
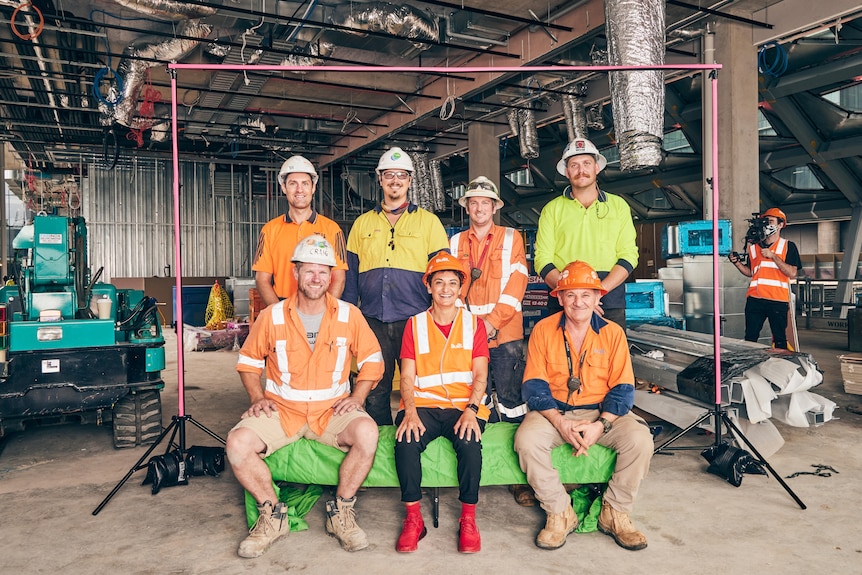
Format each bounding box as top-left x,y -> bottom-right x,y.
517,108 -> 539,160
605,0 -> 665,171
429,159 -> 445,212
408,151 -> 437,211
506,109 -> 519,137
562,94 -> 588,141
99,20 -> 212,128
279,41 -> 336,68
110,0 -> 216,22
330,2 -> 439,51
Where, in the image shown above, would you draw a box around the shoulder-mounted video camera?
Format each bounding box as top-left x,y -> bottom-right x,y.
729,213 -> 778,264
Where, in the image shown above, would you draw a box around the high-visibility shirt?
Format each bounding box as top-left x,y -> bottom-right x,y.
449,225 -> 529,347
746,238 -> 795,303
236,293 -> 384,436
523,311 -> 634,408
343,203 -> 450,322
252,210 -> 348,299
534,188 -> 638,309
400,308 -> 491,420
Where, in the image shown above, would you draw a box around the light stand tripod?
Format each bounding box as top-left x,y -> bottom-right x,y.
93,78 -> 224,515
653,70 -> 804,510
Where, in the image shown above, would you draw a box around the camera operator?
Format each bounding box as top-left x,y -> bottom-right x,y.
728,208 -> 801,349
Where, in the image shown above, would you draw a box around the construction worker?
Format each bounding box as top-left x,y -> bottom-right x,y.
449,176 -> 528,423
253,155 -> 348,305
514,260 -> 653,551
343,147 -> 450,426
534,138 -> 638,325
394,252 -> 489,554
227,235 -> 384,557
729,207 -> 801,349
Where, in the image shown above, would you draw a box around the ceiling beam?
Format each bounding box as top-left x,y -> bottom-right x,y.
752,0 -> 862,45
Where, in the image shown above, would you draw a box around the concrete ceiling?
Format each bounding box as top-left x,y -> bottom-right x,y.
1,0 -> 861,227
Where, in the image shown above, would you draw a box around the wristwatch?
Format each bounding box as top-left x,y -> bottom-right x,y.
597,417 -> 613,434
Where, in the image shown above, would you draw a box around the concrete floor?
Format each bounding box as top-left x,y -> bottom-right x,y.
1,327 -> 860,575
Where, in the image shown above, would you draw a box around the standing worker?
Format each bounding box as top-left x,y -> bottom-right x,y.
729,207 -> 800,349
343,147 -> 450,426
394,252 -> 489,553
227,235 -> 384,558
253,155 -> 348,304
534,138 -> 638,325
449,176 -> 528,422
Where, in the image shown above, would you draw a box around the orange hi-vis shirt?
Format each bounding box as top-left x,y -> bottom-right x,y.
402,308 -> 491,420
524,311 -> 634,408
746,238 -> 791,302
252,210 -> 348,299
449,225 -> 529,347
236,293 -> 383,436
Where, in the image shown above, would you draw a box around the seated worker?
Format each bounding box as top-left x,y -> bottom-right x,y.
513,261 -> 653,551
226,235 -> 384,558
394,252 -> 490,554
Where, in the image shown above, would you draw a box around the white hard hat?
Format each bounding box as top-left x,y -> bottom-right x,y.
458,176 -> 504,209
376,147 -> 414,173
556,138 -> 608,175
278,155 -> 318,185
291,234 -> 336,266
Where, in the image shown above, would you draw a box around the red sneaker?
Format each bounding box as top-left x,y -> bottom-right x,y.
396,513 -> 427,553
458,515 -> 481,553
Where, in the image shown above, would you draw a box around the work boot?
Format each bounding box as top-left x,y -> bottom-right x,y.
325,497 -> 369,552
535,505 -> 578,550
597,500 -> 648,551
238,500 -> 289,558
396,504 -> 427,553
458,504 -> 481,553
508,484 -> 538,507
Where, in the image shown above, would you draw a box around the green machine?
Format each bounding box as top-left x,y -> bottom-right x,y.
0,215 -> 166,447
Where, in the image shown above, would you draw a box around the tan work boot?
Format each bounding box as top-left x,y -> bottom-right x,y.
238,500 -> 289,558
326,497 -> 369,552
597,500 -> 648,551
535,505 -> 578,549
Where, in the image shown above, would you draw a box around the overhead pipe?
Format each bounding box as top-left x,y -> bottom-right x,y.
562,94 -> 589,141
605,0 -> 665,171
330,2 -> 440,51
110,0 -> 216,21
429,159 -> 446,212
517,108 -> 540,160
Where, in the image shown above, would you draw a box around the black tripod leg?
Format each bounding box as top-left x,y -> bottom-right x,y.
721,413 -> 807,510
92,417 -> 179,515
186,415 -> 226,445
653,409 -> 716,455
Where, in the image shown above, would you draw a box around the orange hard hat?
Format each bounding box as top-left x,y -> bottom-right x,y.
550,261 -> 607,296
761,207 -> 787,223
423,252 -> 466,285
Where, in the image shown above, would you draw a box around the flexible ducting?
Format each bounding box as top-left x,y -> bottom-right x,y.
517,108 -> 540,160
605,0 -> 665,171
429,159 -> 445,212
506,109 -> 519,136
408,151 -> 439,211
99,20 -> 212,128
330,2 -> 439,51
110,0 -> 216,22
562,94 -> 588,141
279,41 -> 335,68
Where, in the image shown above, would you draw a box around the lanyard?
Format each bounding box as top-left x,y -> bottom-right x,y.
562,329 -> 586,408
468,233 -> 493,276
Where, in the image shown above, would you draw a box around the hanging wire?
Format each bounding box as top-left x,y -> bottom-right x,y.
758,41 -> 788,77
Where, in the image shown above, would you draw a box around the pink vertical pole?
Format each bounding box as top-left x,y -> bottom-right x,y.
171,72 -> 185,417
711,73 -> 721,407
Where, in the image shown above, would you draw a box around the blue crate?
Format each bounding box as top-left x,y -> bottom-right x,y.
662,219 -> 732,258
625,281 -> 666,320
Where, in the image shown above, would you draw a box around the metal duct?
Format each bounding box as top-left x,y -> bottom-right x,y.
605,0 -> 665,171
517,108 -> 539,160
506,109 -> 519,136
330,2 -> 439,51
408,151 -> 436,211
99,20 -> 212,128
562,94 -> 588,141
429,159 -> 445,212
110,0 -> 216,22
279,41 -> 335,68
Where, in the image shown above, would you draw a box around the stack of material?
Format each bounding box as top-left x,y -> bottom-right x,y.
838,355 -> 862,395
628,325 -> 835,456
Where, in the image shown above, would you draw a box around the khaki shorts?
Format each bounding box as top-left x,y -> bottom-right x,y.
231,409 -> 372,458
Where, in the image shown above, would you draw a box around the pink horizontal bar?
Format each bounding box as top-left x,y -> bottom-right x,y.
169,64 -> 722,73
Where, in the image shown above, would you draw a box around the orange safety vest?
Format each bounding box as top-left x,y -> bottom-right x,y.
407,308 -> 490,420
746,238 -> 791,302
